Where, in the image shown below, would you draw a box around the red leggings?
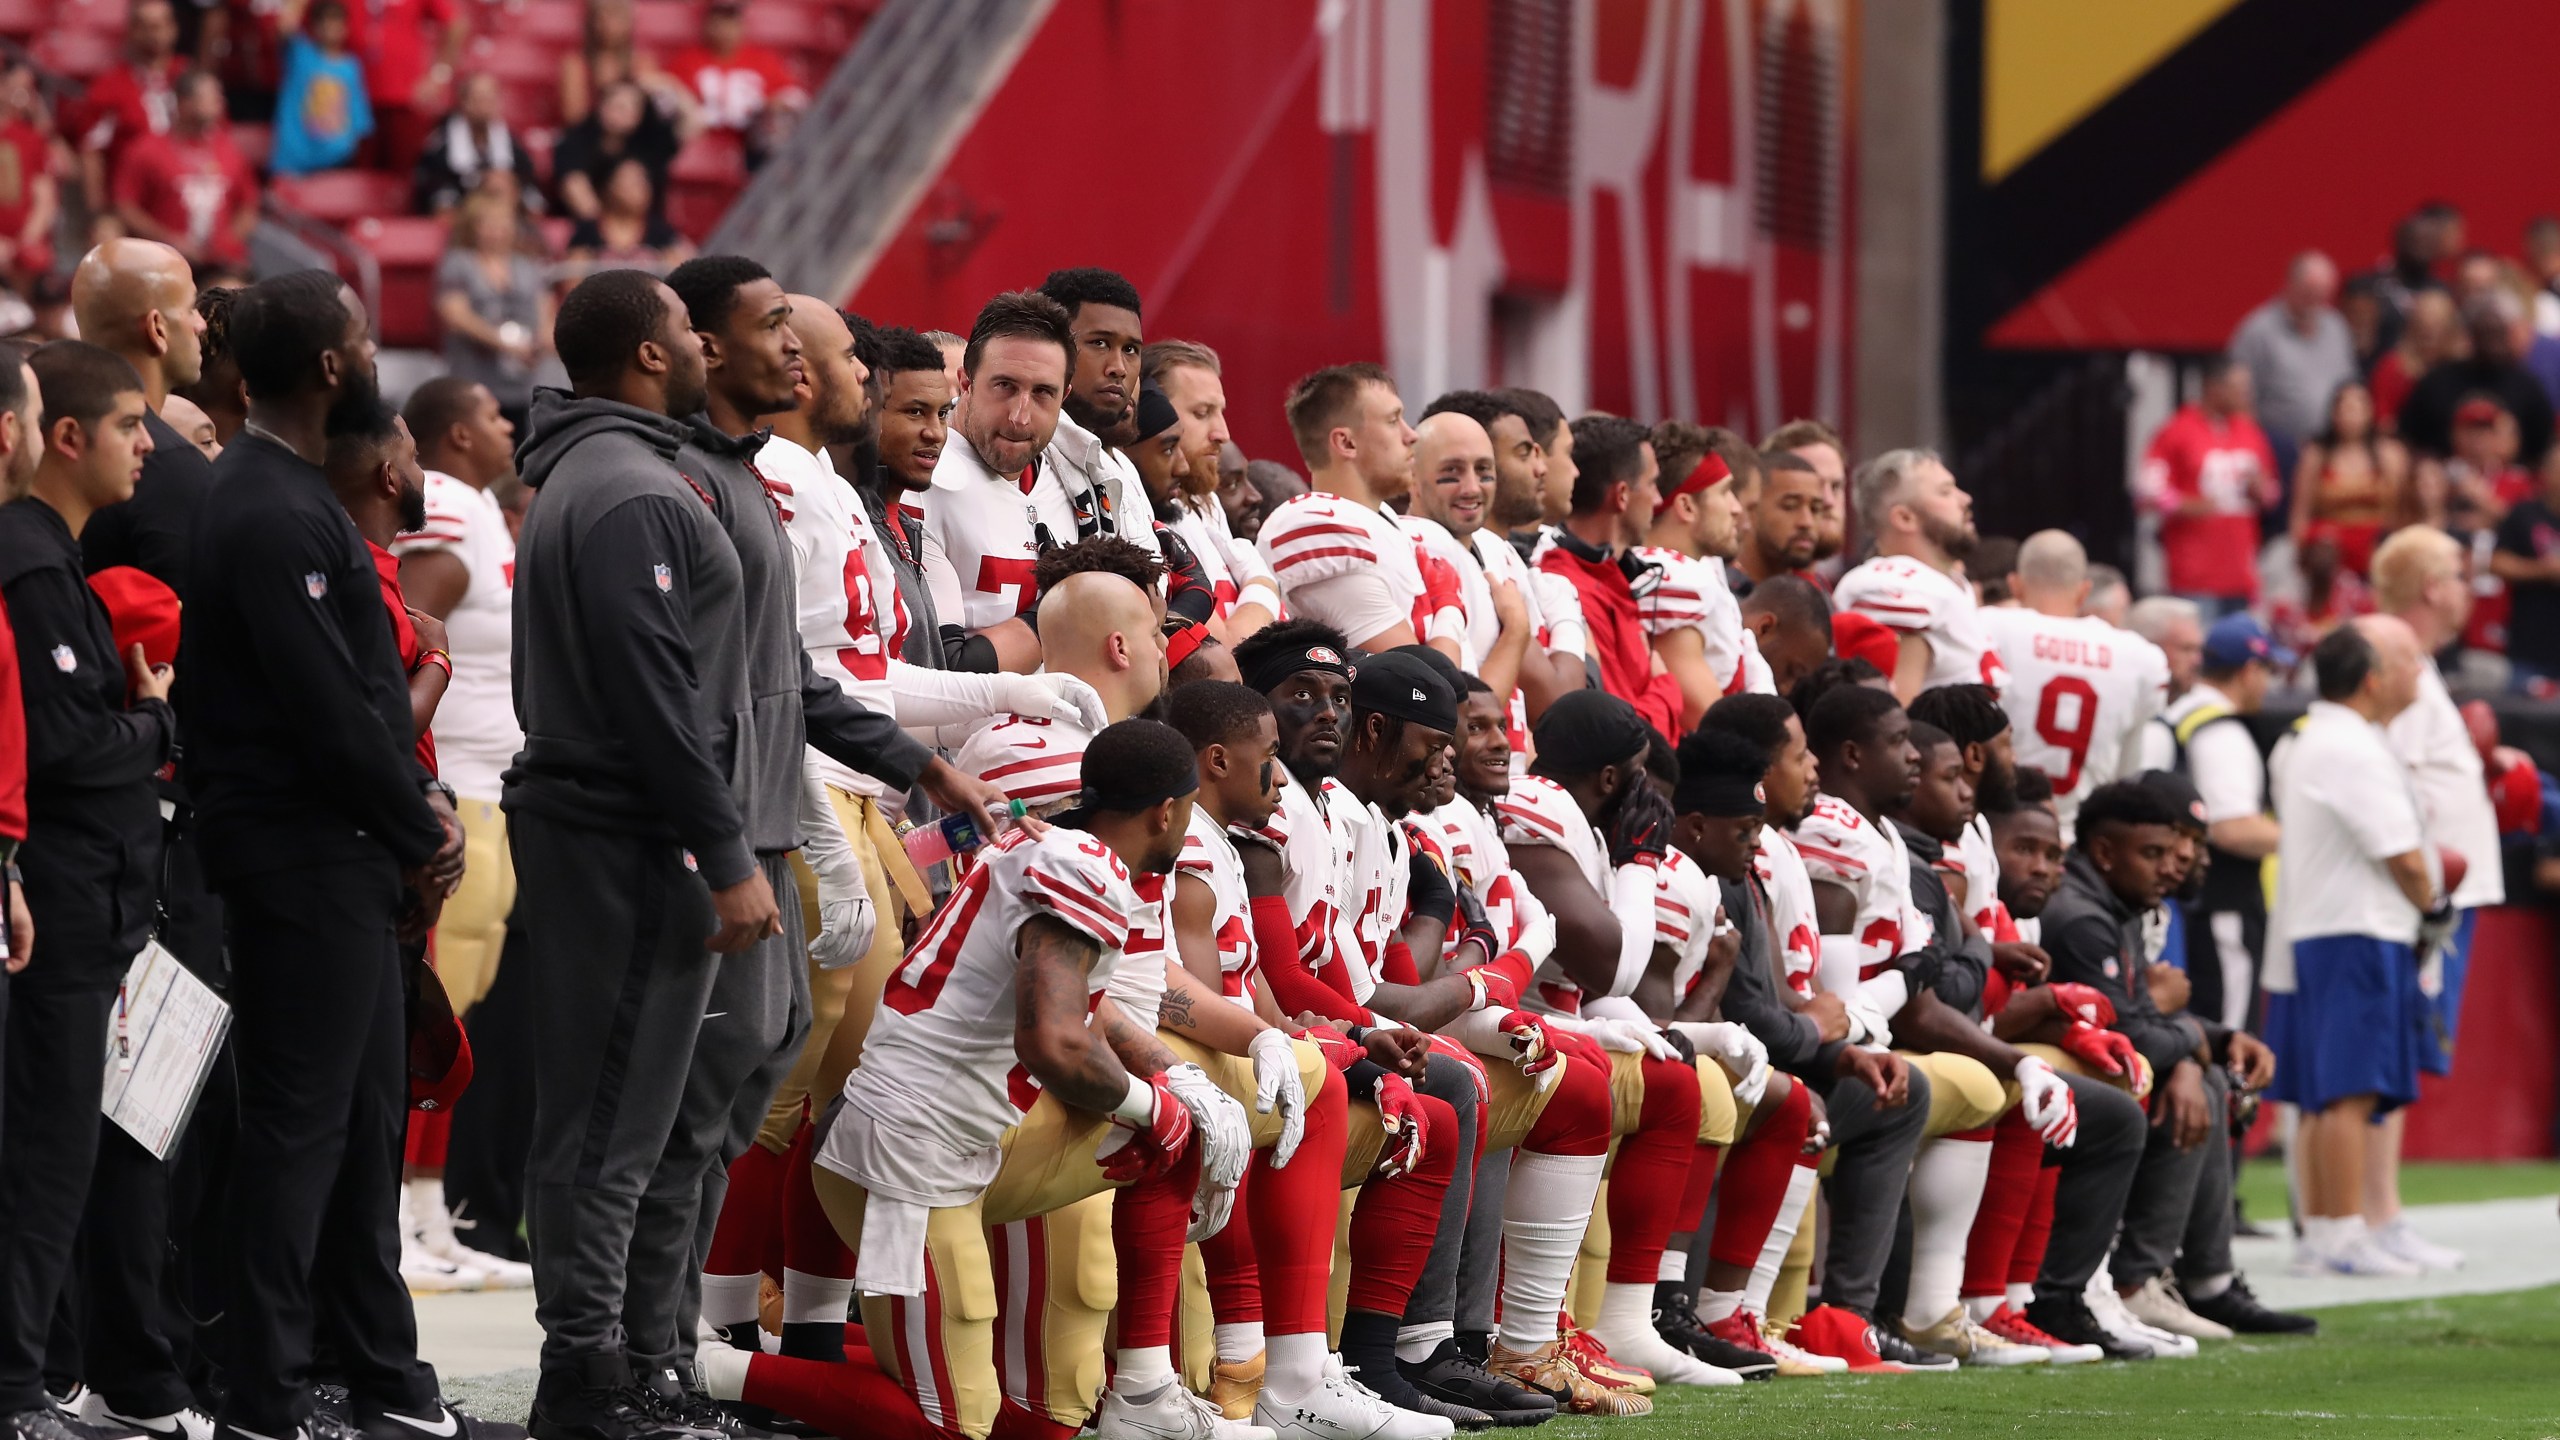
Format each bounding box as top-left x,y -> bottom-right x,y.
1961,1106 -> 2047,1299
1707,1076 -> 1813,1269
1604,1055 -> 1705,1283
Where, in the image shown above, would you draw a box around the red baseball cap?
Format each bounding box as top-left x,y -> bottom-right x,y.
87,566 -> 181,672
1831,611 -> 1900,676
407,952 -> 474,1112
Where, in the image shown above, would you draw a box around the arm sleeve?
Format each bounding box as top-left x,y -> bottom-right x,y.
798,647 -> 930,790
6,573 -> 173,787
1253,894 -> 1374,1024
229,513 -> 444,863
570,495 -> 755,887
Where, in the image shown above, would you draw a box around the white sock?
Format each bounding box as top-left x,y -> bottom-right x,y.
1112,1346 -> 1175,1396
2184,1271 -> 2232,1302
1964,1294 -> 2002,1323
2302,1215 -> 2356,1251
1742,1167 -> 1819,1315
1901,1137 -> 1992,1330
780,1268 -> 854,1324
1394,1321 -> 1451,1365
2006,1282 -> 2034,1309
1265,1331 -> 1327,1402
1496,1150 -> 1606,1352
1696,1287 -> 1744,1325
696,1339 -> 752,1401
1588,1282 -> 1732,1385
1656,1249 -> 1689,1283
700,1272 -> 762,1329
1215,1321 -> 1266,1365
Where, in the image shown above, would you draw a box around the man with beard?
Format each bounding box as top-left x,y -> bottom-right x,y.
1416,391 -> 1589,735
1635,420 -> 1750,729
1905,683 -> 2025,944
324,404 -> 443,759
852,321 -> 950,667
184,271 -> 494,1440
1740,450 -> 1828,589
1146,340 -> 1279,639
1535,417 -> 1685,739
1833,449 -> 2008,702
1978,532 -> 2171,838
1760,420 -> 1848,573
919,291 -> 1078,669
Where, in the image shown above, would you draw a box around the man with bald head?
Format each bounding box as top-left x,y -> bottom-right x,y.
2230,250 -> 2355,473
1979,530 -> 2171,835
71,239 -> 210,596
1405,408 -> 1553,714
2269,613 -> 2455,1277
954,571 -> 1169,813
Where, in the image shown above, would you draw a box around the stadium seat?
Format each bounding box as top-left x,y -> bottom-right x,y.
232,122 -> 272,168
349,215 -> 454,349
30,28 -> 119,79
272,169 -> 414,225
665,130 -> 745,239
0,0 -> 51,40
630,1 -> 695,46
57,0 -> 128,34
513,0 -> 584,44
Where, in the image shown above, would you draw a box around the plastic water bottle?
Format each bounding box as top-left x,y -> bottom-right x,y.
902,800 -> 1029,869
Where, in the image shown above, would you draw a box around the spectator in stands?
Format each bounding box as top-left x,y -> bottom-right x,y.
2339,273 -> 2386,370
559,0 -> 677,128
2398,291 -> 2553,466
2491,443 -> 2560,693
113,72 -> 258,278
70,0 -> 182,217
269,0 -> 376,176
2288,379 -> 2406,578
2230,251 -> 2356,484
413,73 -> 543,217
356,0 -> 465,174
2369,288 -> 2460,435
0,64 -> 54,296
437,193 -> 553,428
2138,354 -> 2278,616
553,80 -> 682,225
666,0 -> 805,167
565,160 -> 691,275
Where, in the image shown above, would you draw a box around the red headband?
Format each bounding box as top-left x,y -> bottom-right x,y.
1668,452 -> 1731,501
1164,620 -> 1211,673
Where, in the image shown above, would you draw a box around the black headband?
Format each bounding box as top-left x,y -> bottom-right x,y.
1678,770 -> 1767,817
1243,641 -> 1355,697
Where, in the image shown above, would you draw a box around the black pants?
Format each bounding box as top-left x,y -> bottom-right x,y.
214,855 -> 436,1432
2033,1073 -> 2148,1298
444,923 -> 537,1262
0,981 -> 117,1410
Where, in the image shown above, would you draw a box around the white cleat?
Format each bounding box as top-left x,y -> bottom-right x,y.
1093,1380 -> 1275,1440
79,1396 -> 215,1440
2371,1217 -> 2464,1272
399,1234 -> 485,1293
2323,1231 -> 2425,1278
2084,1276 -> 2194,1358
1253,1357 -> 1454,1440
1585,1323 -> 1742,1386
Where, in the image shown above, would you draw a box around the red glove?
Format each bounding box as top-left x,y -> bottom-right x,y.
1496,1010 -> 1558,1075
1371,1072 -> 1430,1178
2048,982 -> 2117,1028
2059,1020 -> 2138,1081
1468,947 -> 1535,1010
1293,1026 -> 1365,1072
1100,1071 -> 1194,1183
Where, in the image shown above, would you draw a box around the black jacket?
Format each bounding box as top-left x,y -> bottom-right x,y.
1895,819 -> 1991,1021
181,432 -> 444,880
1717,869 -> 1848,1088
0,498 -> 174,986
82,410 -> 215,602
2041,849 -> 2208,1082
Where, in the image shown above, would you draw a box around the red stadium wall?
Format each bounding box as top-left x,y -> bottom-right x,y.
2405,907 -> 2560,1160
838,0 -> 1859,466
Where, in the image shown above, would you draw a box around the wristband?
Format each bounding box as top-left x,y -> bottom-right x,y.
1110,1071 -> 1157,1125
413,648 -> 452,679
1343,1057 -> 1388,1101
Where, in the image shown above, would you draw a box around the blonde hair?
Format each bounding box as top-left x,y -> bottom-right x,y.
2368,525 -> 2461,614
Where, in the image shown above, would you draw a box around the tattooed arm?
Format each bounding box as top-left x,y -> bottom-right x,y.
1096,995 -> 1182,1079
1154,958 -> 1273,1056
1013,915 -> 1143,1111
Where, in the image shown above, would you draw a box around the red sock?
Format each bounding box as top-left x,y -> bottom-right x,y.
404,1105 -> 451,1171
1522,1051 -> 1612,1158
707,1140 -> 789,1281
783,1126 -> 857,1281
1604,1055 -> 1704,1283
1200,1174 -> 1263,1326
1707,1077 -> 1811,1269
2008,1163 -> 2063,1288
1235,1064 -> 1349,1332
1344,1091 -> 1459,1315
745,1343 -> 951,1440
1111,1143 -> 1205,1350
1962,1107 -> 2045,1300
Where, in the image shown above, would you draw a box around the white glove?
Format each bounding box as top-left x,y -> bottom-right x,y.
1189,1171 -> 1238,1243
996,672 -> 1110,733
1841,990 -> 1896,1051
2014,1056 -> 2078,1148
799,770 -> 875,970
1161,1062 -> 1251,1192
1673,1021 -> 1770,1107
812,890 -> 877,971
1247,1029 -> 1308,1169
1574,1015 -> 1678,1061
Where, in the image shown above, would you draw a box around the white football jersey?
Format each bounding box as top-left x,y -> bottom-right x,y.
1834,554 -> 2010,693
1632,546 -> 1746,694
827,827 -> 1137,1196
1333,798 -> 1411,1006
1260,491 -> 1425,646
919,433 -> 1070,631
1791,794 -> 1924,987
1938,812 -> 2003,937
1107,871 -> 1174,1020
1168,505 -> 1239,617
1653,847 -> 1727,1007
1752,827 -> 1821,995
1176,804 -> 1257,998
1411,518 -> 1496,669
952,711 -> 1098,812
1978,608 -> 2169,835
1495,773 -> 1610,1015
766,435 -> 913,798
1252,770 -> 1355,979
392,471 -> 518,798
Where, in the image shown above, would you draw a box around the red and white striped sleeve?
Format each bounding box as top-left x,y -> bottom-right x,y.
1014,829 -> 1137,954
953,716 -> 1088,808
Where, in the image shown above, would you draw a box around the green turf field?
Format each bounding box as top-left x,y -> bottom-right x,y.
2233,1159 -> 2560,1225
1533,1284 -> 2560,1439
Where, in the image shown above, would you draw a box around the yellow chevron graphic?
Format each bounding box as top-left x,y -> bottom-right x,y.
1982,0 -> 2246,181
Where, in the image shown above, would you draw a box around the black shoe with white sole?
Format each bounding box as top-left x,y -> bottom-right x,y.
1652,1288 -> 1777,1380
1397,1342 -> 1554,1428
2182,1275 -> 2318,1336
2022,1296 -> 2155,1361
1860,1322 -> 1960,1371
362,1401 -> 527,1440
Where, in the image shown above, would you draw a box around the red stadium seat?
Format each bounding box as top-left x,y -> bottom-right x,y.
0,0 -> 51,39
665,130 -> 744,237
271,169 -> 413,225
231,122 -> 272,168
630,1 -> 696,47
512,0 -> 584,44
473,36 -> 560,82
57,0 -> 128,34
30,28 -> 119,79
350,216 -> 457,349
741,1 -> 823,48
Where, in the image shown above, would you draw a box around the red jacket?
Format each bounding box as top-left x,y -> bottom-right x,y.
1538,536 -> 1685,741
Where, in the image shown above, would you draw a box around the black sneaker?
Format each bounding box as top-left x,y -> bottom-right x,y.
1859,1320 -> 1959,1371
2182,1275 -> 2317,1336
529,1356 -> 662,1440
2022,1295 -> 2153,1361
1339,1319 -> 1479,1428
1652,1288 -> 1776,1380
666,1390 -> 766,1440
364,1400 -> 527,1440
706,1409 -> 815,1440
1398,1341 -> 1554,1428
614,1374 -> 723,1440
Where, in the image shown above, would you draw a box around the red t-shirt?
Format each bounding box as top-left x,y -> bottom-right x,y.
664,44 -> 803,129
0,122 -> 50,248
69,58 -> 179,161
2138,404 -> 2277,601
346,0 -> 455,107
1537,542 -> 1685,740
111,128 -> 257,268
370,540 -> 438,775
0,590 -> 24,844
